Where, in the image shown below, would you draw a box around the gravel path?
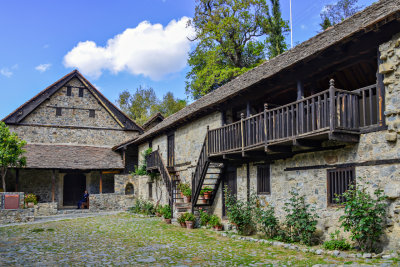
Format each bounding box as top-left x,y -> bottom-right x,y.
0,213 -> 396,266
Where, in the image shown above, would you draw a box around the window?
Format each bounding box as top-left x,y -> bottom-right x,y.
79,88 -> 84,97
149,140 -> 152,148
125,183 -> 134,195
257,165 -> 270,194
89,109 -> 95,118
66,86 -> 72,96
56,107 -> 62,116
327,167 -> 355,205
148,183 -> 153,199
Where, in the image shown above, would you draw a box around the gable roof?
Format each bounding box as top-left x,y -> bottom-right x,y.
2,70 -> 144,133
142,112 -> 164,130
122,0 -> 400,146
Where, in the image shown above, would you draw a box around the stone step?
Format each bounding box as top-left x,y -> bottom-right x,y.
57,209 -> 91,215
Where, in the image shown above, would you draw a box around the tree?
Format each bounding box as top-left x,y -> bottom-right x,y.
0,122 -> 26,192
186,0 -> 289,99
116,87 -> 187,125
320,0 -> 362,31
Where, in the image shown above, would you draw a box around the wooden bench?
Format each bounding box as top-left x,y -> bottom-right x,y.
80,197 -> 89,209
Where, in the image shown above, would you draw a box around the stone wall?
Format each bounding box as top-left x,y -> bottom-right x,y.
0,209 -> 34,224
89,193 -> 135,211
34,202 -> 58,217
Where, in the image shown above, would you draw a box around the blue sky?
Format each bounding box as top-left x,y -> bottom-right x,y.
0,0 -> 375,119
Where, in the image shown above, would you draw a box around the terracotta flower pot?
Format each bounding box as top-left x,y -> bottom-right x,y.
186,221 -> 194,229
165,218 -> 172,224
200,197 -> 207,204
27,202 -> 34,208
204,192 -> 211,200
180,222 -> 187,228
183,195 -> 191,203
214,225 -> 223,231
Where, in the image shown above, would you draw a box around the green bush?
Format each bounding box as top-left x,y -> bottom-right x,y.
182,187 -> 192,197
24,193 -> 38,205
129,199 -> 155,215
339,181 -> 388,252
161,205 -> 172,219
198,208 -> 210,226
224,187 -> 257,235
184,212 -> 195,222
322,231 -> 352,251
283,189 -> 319,245
209,214 -> 222,228
177,213 -> 187,224
256,205 -> 279,238
132,147 -> 152,176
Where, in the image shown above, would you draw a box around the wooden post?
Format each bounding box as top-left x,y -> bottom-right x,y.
240,113 -> 245,154
264,104 -> 268,145
15,169 -> 19,192
329,79 -> 336,132
297,80 -> 304,134
51,169 -> 56,202
377,49 -> 385,126
99,172 -> 103,194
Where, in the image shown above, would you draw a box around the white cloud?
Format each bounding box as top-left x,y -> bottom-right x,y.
63,17 -> 195,80
0,68 -> 13,78
35,63 -> 52,73
300,24 -> 307,30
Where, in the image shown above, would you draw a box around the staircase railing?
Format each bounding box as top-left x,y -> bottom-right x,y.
146,150 -> 173,211
191,134 -> 210,208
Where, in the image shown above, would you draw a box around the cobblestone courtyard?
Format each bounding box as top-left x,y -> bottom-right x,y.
0,213 -> 397,266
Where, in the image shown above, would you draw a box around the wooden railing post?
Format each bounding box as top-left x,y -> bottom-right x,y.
329,79 -> 336,132
206,125 -> 209,156
240,113 -> 245,154
264,104 -> 268,145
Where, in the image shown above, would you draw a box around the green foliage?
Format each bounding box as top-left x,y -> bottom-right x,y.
132,148 -> 152,176
200,186 -> 213,196
177,213 -> 187,224
338,181 -> 388,252
179,183 -> 192,197
256,205 -> 279,238
0,122 -> 26,192
160,205 -> 172,219
198,208 -> 211,226
184,212 -> 196,222
320,0 -> 362,31
129,199 -> 155,215
116,86 -> 186,125
322,230 -> 352,251
186,0 -> 288,99
224,187 -> 258,235
283,189 -> 319,245
24,193 -> 38,205
209,214 -> 222,228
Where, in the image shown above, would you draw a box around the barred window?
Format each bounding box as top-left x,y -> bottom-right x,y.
257,165 -> 270,194
66,86 -> 72,96
56,107 -> 62,116
79,88 -> 84,97
327,167 -> 355,205
89,109 -> 95,118
148,183 -> 153,199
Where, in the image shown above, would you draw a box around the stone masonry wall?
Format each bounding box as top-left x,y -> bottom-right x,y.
0,209 -> 34,224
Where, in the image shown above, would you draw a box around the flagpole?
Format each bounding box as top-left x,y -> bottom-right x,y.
290,0 -> 293,48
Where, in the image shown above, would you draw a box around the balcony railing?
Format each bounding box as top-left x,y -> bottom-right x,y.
207,81 -> 382,156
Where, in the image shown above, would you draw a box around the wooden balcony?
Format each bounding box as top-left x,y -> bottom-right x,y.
207,81 -> 383,158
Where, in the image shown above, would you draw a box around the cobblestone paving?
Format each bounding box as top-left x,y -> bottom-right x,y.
0,213 -> 397,266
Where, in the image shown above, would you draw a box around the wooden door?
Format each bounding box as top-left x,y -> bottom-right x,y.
167,133 -> 175,167
222,167 -> 237,217
63,173 -> 86,206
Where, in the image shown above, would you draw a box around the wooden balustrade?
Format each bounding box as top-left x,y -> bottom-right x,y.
192,137 -> 210,204
207,81 -> 381,156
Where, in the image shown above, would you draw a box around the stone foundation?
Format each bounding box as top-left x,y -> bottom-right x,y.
0,208 -> 34,224
89,193 -> 135,211
34,202 -> 58,217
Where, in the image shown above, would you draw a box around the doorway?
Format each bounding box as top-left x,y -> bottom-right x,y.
222,166 -> 237,217
63,173 -> 86,206
167,133 -> 175,167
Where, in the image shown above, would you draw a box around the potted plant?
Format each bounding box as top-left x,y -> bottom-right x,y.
200,186 -> 213,200
24,194 -> 37,208
182,187 -> 192,203
155,205 -> 162,217
161,205 -> 172,224
209,214 -> 223,231
177,183 -> 188,198
177,213 -> 187,228
199,208 -> 210,227
184,212 -> 196,229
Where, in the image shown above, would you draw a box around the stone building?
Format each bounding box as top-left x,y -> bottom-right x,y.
119,0 -> 400,250
2,70 -> 143,208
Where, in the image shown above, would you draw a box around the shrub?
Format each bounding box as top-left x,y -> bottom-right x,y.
184,212 -> 195,222
161,205 -> 172,219
209,214 -> 222,228
256,205 -> 279,238
182,187 -> 192,197
224,187 -> 257,235
129,199 -> 155,215
178,182 -> 190,193
24,193 -> 38,205
132,147 -> 152,176
283,189 -> 319,245
322,230 -> 352,251
339,181 -> 388,252
177,213 -> 187,224
198,208 -> 210,226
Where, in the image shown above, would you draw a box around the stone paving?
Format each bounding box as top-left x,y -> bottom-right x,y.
0,213 -> 398,266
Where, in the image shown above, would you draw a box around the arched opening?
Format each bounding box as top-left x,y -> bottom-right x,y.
125,183 -> 134,195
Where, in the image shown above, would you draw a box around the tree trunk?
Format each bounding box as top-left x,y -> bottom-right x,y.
1,168 -> 7,192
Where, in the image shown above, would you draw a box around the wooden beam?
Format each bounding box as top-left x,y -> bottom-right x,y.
293,139 -> 323,148
265,145 -> 292,153
99,172 -> 103,194
377,48 -> 385,127
329,132 -> 359,143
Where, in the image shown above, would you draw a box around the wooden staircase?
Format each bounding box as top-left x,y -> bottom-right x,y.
191,134 -> 224,212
